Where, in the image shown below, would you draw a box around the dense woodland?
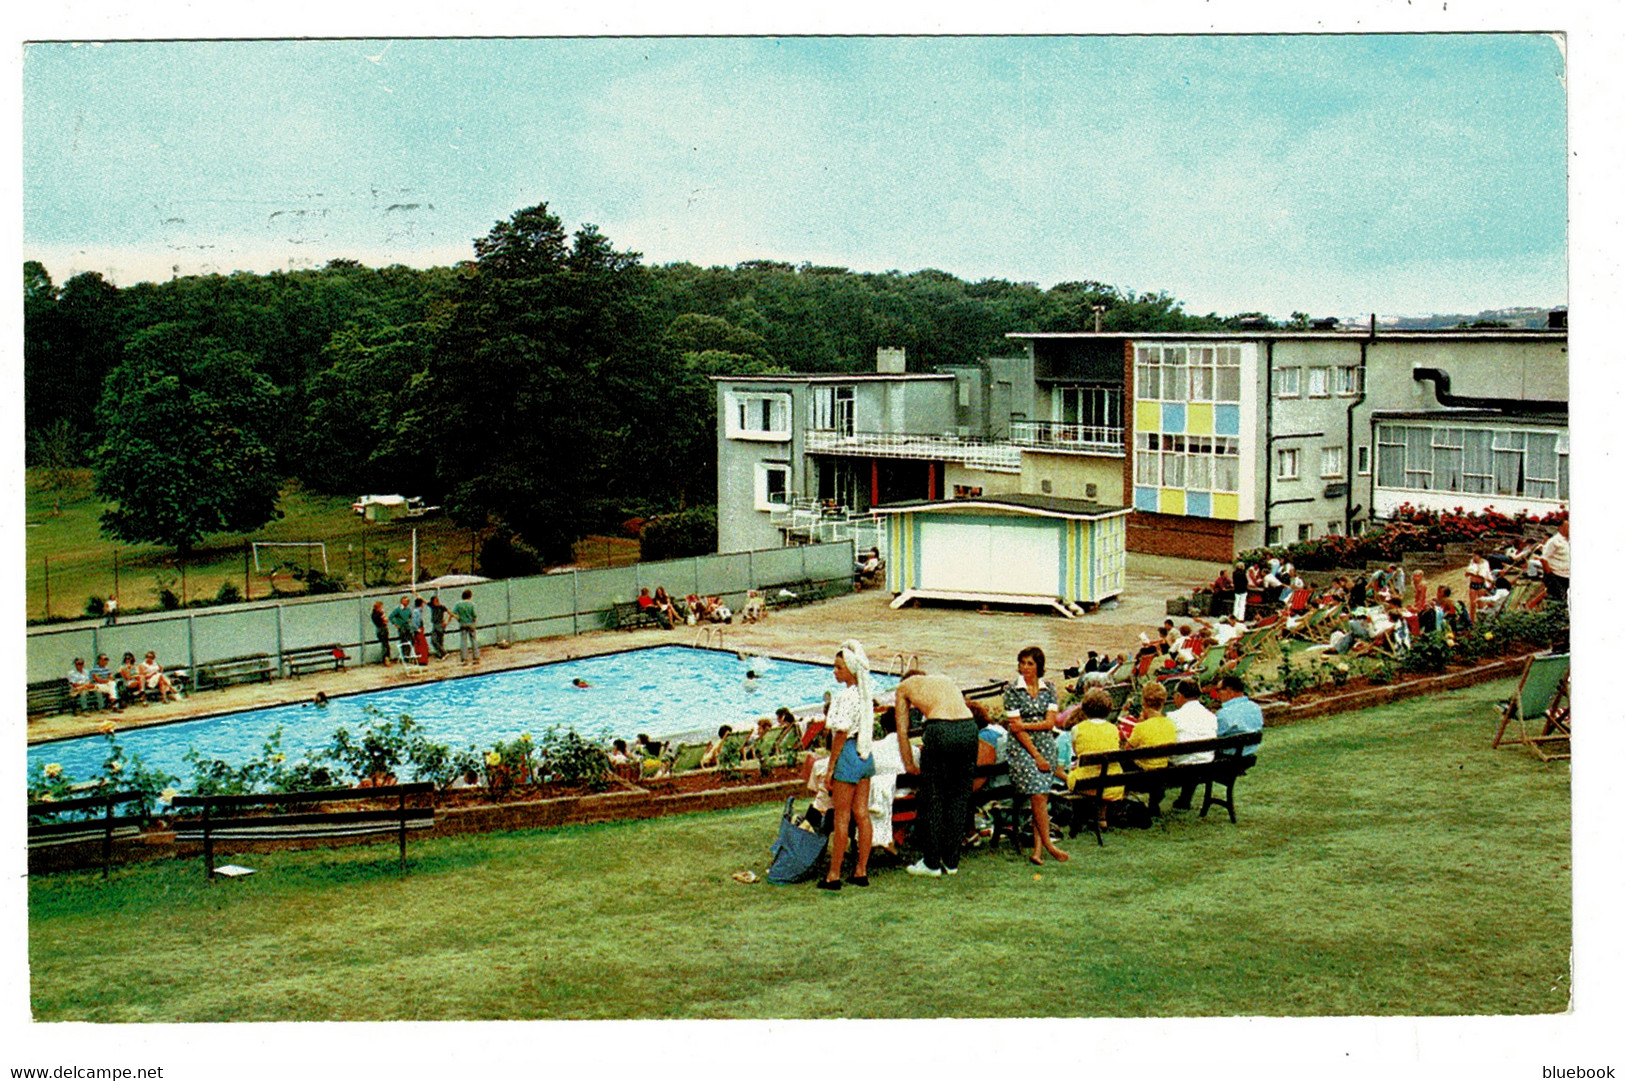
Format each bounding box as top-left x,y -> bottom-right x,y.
26,202 -> 1267,569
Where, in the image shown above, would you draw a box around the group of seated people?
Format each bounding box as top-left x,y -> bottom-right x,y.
65,650 -> 181,711
635,586 -> 735,629
607,707 -> 807,777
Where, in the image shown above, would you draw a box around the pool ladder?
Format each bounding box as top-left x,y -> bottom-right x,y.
695,626 -> 726,650
890,653 -> 920,676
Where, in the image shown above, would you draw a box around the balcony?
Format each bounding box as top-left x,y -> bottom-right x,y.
1008,420 -> 1125,457
769,496 -> 887,550
804,428 -> 1022,474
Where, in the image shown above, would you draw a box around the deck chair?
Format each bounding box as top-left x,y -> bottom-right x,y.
1103,682 -> 1134,722
1491,652 -> 1571,761
665,742 -> 710,775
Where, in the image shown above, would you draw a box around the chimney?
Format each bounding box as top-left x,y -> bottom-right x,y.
1548,309 -> 1567,330
876,347 -> 906,374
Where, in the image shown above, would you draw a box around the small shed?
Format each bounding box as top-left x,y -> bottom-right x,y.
876,494 -> 1130,617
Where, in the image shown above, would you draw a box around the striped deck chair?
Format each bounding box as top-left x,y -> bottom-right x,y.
665,742 -> 710,775
1491,652 -> 1571,761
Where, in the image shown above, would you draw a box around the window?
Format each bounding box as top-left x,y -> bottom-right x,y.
1336,366 -> 1363,396
1189,347 -> 1216,402
726,392 -> 791,441
1297,523 -> 1314,542
1326,521 -> 1343,536
754,462 -> 791,511
953,484 -> 983,498
1266,525 -> 1283,546
1357,445 -> 1371,475
1376,423 -> 1569,502
1276,447 -> 1300,480
1056,386 -> 1123,434
1135,433 -> 1240,494
811,385 -> 854,435
1306,367 -> 1330,397
1273,367 -> 1301,398
1135,343 -> 1243,404
1320,446 -> 1345,478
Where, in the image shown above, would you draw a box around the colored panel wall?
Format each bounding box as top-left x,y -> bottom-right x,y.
1158,488 -> 1186,516
1160,403 -> 1186,434
1211,492 -> 1240,521
1214,404 -> 1241,435
1134,486 -> 1159,512
1185,491 -> 1211,518
1185,402 -> 1214,435
1135,400 -> 1162,432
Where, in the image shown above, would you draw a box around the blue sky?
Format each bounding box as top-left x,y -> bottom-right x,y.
22,34 -> 1567,318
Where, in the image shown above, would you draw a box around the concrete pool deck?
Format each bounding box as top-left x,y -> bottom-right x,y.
28,554 -> 1225,745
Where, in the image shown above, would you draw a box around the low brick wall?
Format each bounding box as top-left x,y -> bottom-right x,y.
431,777 -> 803,837
1258,653 -> 1530,726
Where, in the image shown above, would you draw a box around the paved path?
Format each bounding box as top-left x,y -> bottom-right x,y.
27,553 -> 1228,745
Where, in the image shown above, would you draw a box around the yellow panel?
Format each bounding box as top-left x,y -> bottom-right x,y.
1185,402 -> 1214,435
1135,400 -> 1162,432
1158,488 -> 1185,516
1211,492 -> 1239,520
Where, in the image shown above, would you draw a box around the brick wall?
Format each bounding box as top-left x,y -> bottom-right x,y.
1126,511 -> 1237,562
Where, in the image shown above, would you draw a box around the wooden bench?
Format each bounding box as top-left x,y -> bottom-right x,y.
890,761 -> 1016,851
194,653 -> 276,691
284,643 -> 350,678
607,600 -> 661,631
172,782 -> 436,879
28,677 -> 80,716
1054,732 -> 1260,846
28,790 -> 152,878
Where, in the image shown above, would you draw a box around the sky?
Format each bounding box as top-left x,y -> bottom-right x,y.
22,33 -> 1568,319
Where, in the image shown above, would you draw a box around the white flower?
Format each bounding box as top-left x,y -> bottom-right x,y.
44,763 -> 62,778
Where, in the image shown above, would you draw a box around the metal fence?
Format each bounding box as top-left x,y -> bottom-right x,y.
26,540 -> 857,685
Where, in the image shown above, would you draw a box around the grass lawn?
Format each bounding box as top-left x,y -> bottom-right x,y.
27,676 -> 1570,1021
23,469 -> 640,622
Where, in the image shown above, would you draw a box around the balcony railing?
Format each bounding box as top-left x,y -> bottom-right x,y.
1008,420 -> 1125,456
769,496 -> 886,551
805,429 -> 1022,473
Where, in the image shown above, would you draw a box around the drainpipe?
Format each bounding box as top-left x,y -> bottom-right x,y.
1411,367 -> 1568,414
1261,339 -> 1274,547
1345,317 -> 1371,533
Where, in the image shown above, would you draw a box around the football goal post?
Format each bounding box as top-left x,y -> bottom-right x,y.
251,541 -> 329,574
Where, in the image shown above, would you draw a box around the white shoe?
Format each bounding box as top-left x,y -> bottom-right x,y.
905,859 -> 943,877
944,866 -> 959,875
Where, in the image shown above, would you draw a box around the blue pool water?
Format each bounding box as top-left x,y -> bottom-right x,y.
28,646 -> 897,785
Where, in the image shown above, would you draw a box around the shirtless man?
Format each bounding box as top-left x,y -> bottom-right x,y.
892,670 -> 978,878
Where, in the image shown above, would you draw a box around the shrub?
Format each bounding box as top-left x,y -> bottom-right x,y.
478,531 -> 542,578
639,507 -> 718,561
322,709 -> 453,786
84,595 -> 106,617
1400,631 -> 1452,675
215,581 -> 243,605
538,727 -> 613,788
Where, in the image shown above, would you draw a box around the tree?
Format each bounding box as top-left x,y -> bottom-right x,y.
93,323 -> 283,553
416,203 -> 664,563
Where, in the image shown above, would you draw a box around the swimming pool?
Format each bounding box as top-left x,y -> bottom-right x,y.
27,646 -> 898,786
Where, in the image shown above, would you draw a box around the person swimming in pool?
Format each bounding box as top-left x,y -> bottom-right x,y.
572,677 -> 591,688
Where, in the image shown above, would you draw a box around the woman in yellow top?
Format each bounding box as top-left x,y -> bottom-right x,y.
1125,681 -> 1179,770
1067,687 -> 1123,832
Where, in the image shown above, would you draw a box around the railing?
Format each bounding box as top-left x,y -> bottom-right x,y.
1009,420 -> 1125,456
771,494 -> 886,552
805,429 -> 1022,473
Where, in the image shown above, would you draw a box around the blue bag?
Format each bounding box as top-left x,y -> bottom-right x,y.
766,796 -> 827,884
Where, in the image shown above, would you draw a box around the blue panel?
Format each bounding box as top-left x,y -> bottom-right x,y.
1185,490 -> 1212,518
1161,402 -> 1186,433
1214,404 -> 1241,435
1134,486 -> 1159,512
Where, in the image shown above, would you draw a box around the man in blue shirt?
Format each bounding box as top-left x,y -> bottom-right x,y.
1213,673 -> 1263,761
